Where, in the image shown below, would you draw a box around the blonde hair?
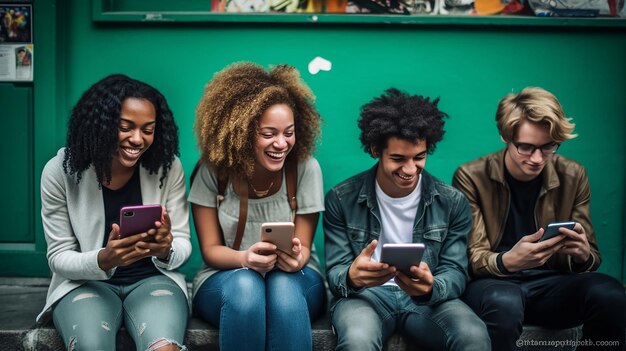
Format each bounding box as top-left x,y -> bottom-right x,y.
195,62 -> 321,179
496,87 -> 577,143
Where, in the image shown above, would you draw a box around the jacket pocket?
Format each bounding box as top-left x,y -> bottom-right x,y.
346,227 -> 378,254
347,228 -> 370,243
423,227 -> 446,242
421,227 -> 447,266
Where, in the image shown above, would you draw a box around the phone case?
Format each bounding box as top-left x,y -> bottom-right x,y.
380,243 -> 426,276
260,222 -> 294,253
119,204 -> 163,238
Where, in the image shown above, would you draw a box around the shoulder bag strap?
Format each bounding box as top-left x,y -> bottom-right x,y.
191,159 -> 227,206
190,159 -> 232,247
285,159 -> 298,221
229,160 -> 295,251
232,176 -> 248,251
189,160 -> 201,187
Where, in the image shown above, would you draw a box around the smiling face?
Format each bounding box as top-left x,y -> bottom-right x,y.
111,97 -> 156,172
254,103 -> 295,174
504,120 -> 555,181
374,136 -> 427,198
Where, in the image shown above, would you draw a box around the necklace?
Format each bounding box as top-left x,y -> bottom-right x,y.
249,176 -> 276,197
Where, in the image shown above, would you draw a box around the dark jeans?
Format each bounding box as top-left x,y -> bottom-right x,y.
463,272 -> 626,351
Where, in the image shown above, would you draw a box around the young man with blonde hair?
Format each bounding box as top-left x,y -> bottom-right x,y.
453,87 -> 626,350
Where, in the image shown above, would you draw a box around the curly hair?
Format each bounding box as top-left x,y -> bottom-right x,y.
358,88 -> 448,157
195,62 -> 321,179
63,74 -> 179,187
496,87 -> 577,143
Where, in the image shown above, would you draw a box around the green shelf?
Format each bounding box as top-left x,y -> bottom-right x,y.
93,0 -> 626,27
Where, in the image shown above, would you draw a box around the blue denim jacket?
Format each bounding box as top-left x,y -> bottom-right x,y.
323,164 -> 471,305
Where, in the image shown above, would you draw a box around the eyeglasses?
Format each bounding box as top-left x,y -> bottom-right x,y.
512,142 -> 560,156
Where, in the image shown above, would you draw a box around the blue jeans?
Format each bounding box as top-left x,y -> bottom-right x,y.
331,285 -> 490,351
52,274 -> 188,351
193,266 -> 326,351
463,272 -> 626,351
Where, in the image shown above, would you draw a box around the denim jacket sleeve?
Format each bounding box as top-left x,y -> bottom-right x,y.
323,188 -> 363,298
419,192 -> 471,305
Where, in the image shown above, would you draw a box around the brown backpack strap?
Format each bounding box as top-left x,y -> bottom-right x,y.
193,159 -> 295,251
217,175 -> 227,205
285,159 -> 298,221
192,160 -> 227,206
189,160 -> 202,187
232,160 -> 295,249
232,176 -> 248,251
190,160 -> 230,245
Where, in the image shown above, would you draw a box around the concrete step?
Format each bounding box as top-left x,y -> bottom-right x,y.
0,277 -> 584,351
0,320 -> 584,351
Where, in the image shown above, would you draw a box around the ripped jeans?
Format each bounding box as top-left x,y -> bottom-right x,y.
52,274 -> 188,351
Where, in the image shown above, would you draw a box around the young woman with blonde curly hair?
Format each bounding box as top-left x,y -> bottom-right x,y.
188,62 -> 326,351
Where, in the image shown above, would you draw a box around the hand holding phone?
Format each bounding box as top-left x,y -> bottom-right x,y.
243,241 -> 278,273
380,243 -> 426,277
539,221 -> 575,242
119,204 -> 163,238
260,222 -> 295,253
98,223 -> 151,271
347,240 -> 396,289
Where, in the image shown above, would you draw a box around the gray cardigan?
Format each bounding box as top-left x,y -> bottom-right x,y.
37,148 -> 191,323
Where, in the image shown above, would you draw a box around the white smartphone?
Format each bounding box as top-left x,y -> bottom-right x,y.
539,221 -> 576,242
260,222 -> 295,253
380,243 -> 426,276
119,204 -> 163,238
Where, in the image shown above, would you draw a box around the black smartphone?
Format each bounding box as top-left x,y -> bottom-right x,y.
380,243 -> 426,276
539,221 -> 576,242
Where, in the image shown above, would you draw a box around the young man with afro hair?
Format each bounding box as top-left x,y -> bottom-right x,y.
324,88 -> 490,351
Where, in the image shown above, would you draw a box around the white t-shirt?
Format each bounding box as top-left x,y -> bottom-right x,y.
372,175 -> 422,285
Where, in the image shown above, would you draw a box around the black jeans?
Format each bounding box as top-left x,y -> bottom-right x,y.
463,271 -> 626,351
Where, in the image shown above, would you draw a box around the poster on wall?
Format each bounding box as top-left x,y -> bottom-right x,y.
0,3 -> 33,82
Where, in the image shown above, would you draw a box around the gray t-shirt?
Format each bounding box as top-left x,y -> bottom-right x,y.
188,157 -> 325,297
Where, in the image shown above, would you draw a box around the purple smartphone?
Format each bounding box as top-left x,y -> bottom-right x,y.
119,204 -> 163,238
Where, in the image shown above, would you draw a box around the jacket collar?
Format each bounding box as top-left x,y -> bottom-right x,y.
488,148 -> 560,191
357,163 -> 438,208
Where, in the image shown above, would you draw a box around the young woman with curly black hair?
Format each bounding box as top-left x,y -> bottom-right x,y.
38,74 -> 191,351
189,62 -> 325,351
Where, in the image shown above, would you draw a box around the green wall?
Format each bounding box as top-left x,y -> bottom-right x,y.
1,0 -> 625,282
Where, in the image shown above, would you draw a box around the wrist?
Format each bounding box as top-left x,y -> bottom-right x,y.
347,263 -> 360,289
97,248 -> 113,271
500,251 -> 517,274
157,248 -> 174,263
238,250 -> 248,268
573,251 -> 591,264
572,252 -> 594,272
